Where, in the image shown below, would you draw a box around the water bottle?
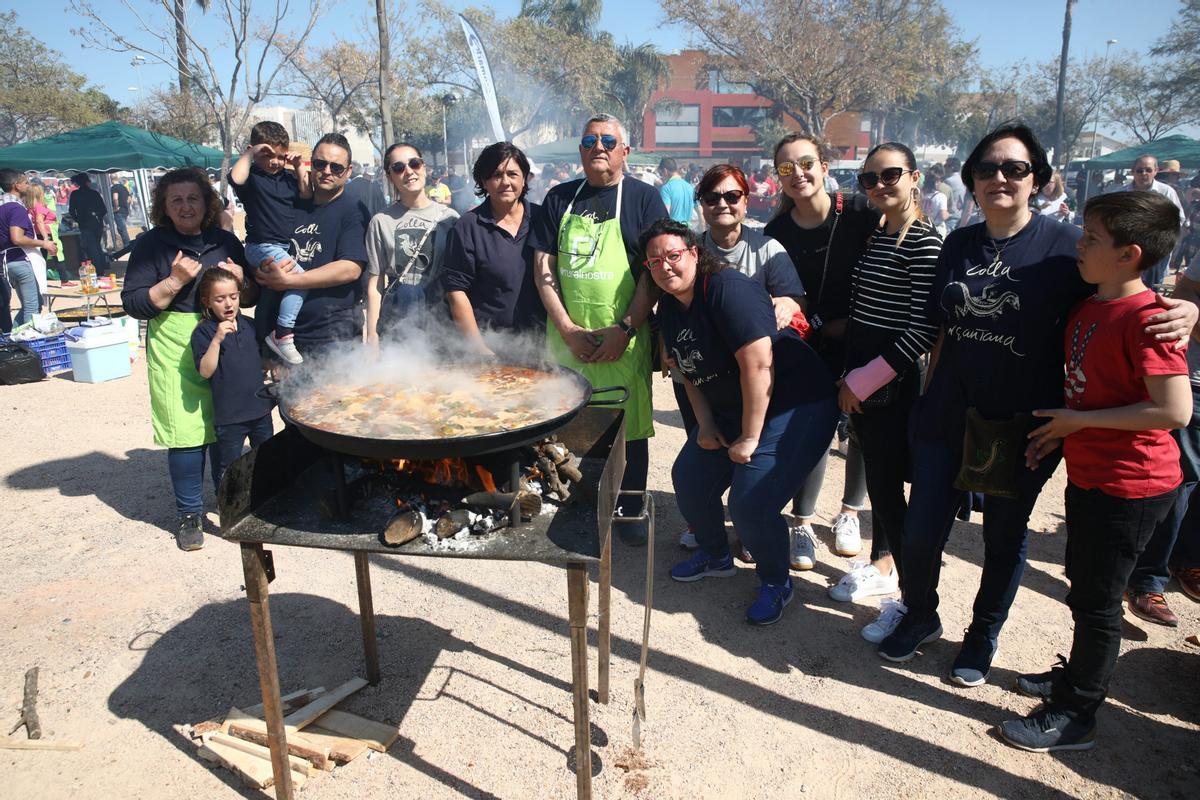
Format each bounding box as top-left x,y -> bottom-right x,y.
80,260 -> 97,294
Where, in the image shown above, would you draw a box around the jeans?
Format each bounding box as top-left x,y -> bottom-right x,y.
79,225 -> 108,269
791,432 -> 868,517
378,282 -> 427,337
166,444 -> 217,516
113,213 -> 131,247
901,435 -> 1060,641
213,414 -> 274,486
246,242 -> 306,332
1128,481 -> 1196,593
673,395 -> 839,585
1055,483 -> 1178,721
672,379 -> 699,435
850,373 -> 918,581
4,260 -> 40,327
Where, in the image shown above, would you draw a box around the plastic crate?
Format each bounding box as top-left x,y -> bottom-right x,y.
0,333 -> 71,374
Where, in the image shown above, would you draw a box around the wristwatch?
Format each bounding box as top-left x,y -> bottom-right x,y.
616,319 -> 636,338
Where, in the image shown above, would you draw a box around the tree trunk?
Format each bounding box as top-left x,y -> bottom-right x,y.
376,0 -> 394,148
1052,0 -> 1076,167
174,0 -> 189,94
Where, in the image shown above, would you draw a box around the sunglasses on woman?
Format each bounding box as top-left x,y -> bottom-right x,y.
699,189 -> 746,206
388,157 -> 425,174
857,167 -> 913,190
311,158 -> 348,176
643,247 -> 691,270
580,134 -> 619,151
775,156 -> 820,177
971,160 -> 1033,181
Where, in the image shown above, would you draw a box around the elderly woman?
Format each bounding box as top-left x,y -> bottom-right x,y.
878,124 -> 1198,683
644,219 -> 838,625
121,167 -> 254,552
442,142 -> 546,354
365,142 -> 459,342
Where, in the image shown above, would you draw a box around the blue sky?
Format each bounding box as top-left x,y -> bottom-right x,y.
16,0 -> 1182,118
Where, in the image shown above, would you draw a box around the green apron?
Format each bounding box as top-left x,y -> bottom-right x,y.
147,311 -> 215,448
547,179 -> 653,441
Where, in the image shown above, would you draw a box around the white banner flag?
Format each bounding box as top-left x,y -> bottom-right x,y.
459,14 -> 506,144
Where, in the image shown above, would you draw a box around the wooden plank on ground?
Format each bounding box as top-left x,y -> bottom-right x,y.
302,725 -> 371,764
283,677 -> 368,731
0,737 -> 82,751
312,709 -> 398,752
210,732 -> 317,778
198,740 -> 279,790
224,707 -> 333,771
243,686 -> 326,718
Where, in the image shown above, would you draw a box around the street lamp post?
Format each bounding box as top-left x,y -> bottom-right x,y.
1089,39 -> 1118,158
440,93 -> 459,170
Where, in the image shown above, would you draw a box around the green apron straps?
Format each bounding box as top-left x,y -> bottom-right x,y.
547,180 -> 653,441
147,311 -> 215,448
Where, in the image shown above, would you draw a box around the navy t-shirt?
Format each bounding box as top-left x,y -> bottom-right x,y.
441,199 -> 546,331
529,177 -> 669,274
916,213 -> 1089,445
657,269 -> 834,436
265,193 -> 369,351
230,165 -> 298,245
190,314 -> 274,426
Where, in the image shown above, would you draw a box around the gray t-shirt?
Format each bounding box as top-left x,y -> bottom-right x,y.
701,226 -> 805,298
365,201 -> 459,288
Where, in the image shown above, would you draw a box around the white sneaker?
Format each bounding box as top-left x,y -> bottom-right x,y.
789,521 -> 815,571
266,332 -> 304,365
679,528 -> 698,549
861,599 -> 908,644
831,512 -> 862,557
828,561 -> 900,602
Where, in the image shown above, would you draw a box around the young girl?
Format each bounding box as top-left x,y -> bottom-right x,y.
833,143 -> 942,645
190,267 -> 274,485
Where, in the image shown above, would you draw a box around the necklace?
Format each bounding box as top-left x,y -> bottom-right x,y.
983,232 -> 1017,272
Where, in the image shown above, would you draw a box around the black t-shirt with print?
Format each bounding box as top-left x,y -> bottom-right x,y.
230,164 -> 298,245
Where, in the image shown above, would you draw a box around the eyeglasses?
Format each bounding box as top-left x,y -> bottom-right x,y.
580,134 -> 620,151
1134,167 -> 1156,174
388,157 -> 425,174
644,247 -> 691,270
775,157 -> 821,177
971,160 -> 1033,181
857,167 -> 913,190
699,189 -> 746,206
311,158 -> 348,176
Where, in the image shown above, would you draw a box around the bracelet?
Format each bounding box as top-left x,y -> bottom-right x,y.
617,319 -> 636,338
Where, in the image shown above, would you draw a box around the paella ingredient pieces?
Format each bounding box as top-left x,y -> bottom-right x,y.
287,365 -> 583,441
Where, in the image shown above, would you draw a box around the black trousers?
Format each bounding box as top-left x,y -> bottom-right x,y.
1054,482 -> 1178,721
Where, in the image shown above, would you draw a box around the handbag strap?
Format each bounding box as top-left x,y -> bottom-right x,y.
812,192 -> 843,311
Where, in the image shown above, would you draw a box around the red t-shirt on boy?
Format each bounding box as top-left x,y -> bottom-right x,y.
1061,289 -> 1187,498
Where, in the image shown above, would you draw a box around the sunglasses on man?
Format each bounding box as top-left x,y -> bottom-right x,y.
699,189 -> 746,206
388,157 -> 425,174
580,134 -> 620,151
971,160 -> 1033,181
1134,167 -> 1156,174
775,156 -> 820,177
857,167 -> 914,190
311,158 -> 349,176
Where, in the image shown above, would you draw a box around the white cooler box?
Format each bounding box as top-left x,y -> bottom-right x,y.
67,326 -> 133,383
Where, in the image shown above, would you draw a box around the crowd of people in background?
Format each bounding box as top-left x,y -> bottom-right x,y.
4,111 -> 1200,757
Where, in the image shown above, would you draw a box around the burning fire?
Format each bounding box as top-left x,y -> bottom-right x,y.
387,457 -> 496,492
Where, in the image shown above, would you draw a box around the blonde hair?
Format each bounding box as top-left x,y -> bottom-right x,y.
20,185 -> 42,209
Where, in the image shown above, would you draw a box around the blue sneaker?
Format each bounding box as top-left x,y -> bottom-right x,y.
878,613 -> 942,662
670,551 -> 737,582
746,579 -> 794,626
950,628 -> 999,687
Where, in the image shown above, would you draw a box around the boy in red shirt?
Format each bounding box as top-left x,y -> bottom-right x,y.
1000,191 -> 1190,752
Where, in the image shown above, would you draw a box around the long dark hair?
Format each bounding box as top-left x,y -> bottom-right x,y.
863,141 -> 923,243
151,167 -> 223,231
638,218 -> 728,277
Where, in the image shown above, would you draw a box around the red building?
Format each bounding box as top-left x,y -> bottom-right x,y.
642,50 -> 870,163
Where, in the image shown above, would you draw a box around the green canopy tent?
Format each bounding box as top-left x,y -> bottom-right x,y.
0,121 -> 226,253
1081,134 -> 1200,170
0,121 -> 225,171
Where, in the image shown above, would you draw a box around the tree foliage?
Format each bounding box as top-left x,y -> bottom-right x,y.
0,12 -> 119,146
1152,0 -> 1200,114
604,43 -> 673,147
1105,60 -> 1196,143
1021,55 -> 1117,162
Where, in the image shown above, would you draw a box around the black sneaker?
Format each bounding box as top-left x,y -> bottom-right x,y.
997,706 -> 1096,752
950,629 -> 999,687
176,513 -> 204,551
878,613 -> 943,662
1014,655 -> 1068,700
614,519 -> 648,547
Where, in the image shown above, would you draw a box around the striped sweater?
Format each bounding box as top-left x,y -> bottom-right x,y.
848,218 -> 942,372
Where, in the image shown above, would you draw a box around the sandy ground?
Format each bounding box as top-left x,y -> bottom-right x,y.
1,353 -> 1198,800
